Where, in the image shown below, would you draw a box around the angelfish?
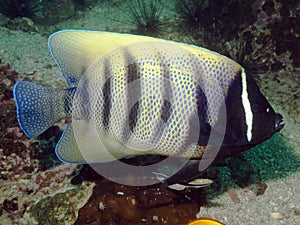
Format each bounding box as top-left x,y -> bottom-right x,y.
13,30 -> 284,169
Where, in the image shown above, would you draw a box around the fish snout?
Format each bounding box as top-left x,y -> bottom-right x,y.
274,113 -> 285,132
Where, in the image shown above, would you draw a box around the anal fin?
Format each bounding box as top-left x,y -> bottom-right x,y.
55,123 -> 85,163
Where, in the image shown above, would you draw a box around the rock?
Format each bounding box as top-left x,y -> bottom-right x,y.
270,212 -> 284,220
22,182 -> 94,225
5,17 -> 38,33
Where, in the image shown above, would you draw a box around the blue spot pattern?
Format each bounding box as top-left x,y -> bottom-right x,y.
13,81 -> 63,138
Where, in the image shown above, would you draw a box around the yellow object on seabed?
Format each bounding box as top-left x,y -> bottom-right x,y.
187,218 -> 225,225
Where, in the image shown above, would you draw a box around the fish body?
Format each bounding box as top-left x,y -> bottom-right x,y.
13,30 -> 284,165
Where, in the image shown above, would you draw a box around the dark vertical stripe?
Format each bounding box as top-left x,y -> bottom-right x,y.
128,101 -> 140,131
223,70 -> 250,145
161,100 -> 172,123
102,77 -> 112,129
156,50 -> 172,124
122,49 -> 142,141
127,62 -> 140,83
101,58 -> 114,130
126,61 -> 141,133
160,61 -> 173,125
195,84 -> 211,146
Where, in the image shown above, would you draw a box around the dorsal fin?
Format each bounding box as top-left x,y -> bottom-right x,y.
48,30 -> 160,87
48,30 -> 240,88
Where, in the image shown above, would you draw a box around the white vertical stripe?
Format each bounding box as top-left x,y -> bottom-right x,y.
241,69 -> 253,142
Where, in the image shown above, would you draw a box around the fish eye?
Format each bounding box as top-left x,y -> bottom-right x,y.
252,104 -> 260,113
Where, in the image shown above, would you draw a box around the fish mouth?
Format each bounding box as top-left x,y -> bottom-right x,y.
274,113 -> 285,132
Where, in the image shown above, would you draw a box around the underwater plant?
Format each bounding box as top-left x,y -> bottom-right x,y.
124,0 -> 164,36
0,0 -> 41,19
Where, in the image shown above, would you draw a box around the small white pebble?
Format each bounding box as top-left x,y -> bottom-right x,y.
153,215 -> 159,221
131,198 -> 136,205
195,207 -> 201,218
99,202 -> 106,210
185,195 -> 191,200
271,212 -> 284,219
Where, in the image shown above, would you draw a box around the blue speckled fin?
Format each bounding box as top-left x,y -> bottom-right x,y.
48,30 -> 162,87
13,81 -> 64,138
55,123 -> 85,163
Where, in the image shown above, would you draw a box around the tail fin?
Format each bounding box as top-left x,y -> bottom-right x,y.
13,81 -> 65,138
